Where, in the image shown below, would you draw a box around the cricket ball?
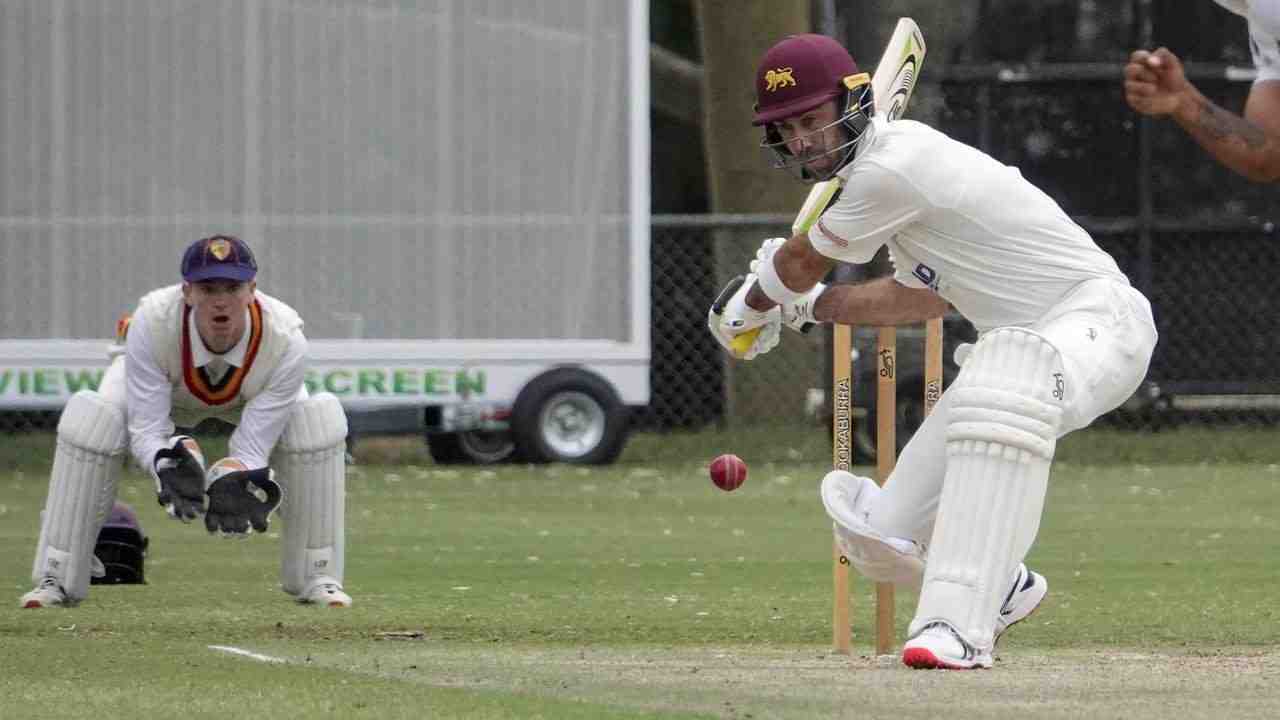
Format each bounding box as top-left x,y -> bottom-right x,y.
709,453 -> 747,492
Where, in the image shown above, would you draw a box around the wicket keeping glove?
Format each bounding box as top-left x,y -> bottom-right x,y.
153,438 -> 206,522
205,465 -> 283,537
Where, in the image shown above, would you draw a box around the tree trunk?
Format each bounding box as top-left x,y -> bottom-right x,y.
694,2 -> 819,427
694,0 -> 810,214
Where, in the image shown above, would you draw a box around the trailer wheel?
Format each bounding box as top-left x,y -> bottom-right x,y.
511,368 -> 629,464
426,430 -> 518,465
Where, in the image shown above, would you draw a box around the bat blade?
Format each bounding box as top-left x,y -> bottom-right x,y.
870,18 -> 927,122
793,19 -> 926,239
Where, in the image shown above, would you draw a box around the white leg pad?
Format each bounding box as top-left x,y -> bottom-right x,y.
910,328 -> 1064,652
820,470 -> 926,589
276,393 -> 348,596
31,391 -> 127,601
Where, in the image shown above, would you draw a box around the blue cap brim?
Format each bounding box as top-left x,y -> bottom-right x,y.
183,266 -> 257,283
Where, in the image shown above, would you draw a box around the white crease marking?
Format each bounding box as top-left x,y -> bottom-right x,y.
208,644 -> 287,664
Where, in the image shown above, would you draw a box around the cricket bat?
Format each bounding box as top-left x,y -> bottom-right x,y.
830,17 -> 926,656
727,19 -> 927,358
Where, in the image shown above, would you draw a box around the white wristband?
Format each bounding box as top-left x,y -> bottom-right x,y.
754,251 -> 807,305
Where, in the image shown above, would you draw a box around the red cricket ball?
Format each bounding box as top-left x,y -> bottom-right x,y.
709,453 -> 747,492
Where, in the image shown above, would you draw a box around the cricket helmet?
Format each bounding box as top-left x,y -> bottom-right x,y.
91,501 -> 149,585
753,34 -> 874,181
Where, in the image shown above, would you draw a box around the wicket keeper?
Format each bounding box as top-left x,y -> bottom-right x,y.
709,34 -> 1158,669
21,235 -> 352,609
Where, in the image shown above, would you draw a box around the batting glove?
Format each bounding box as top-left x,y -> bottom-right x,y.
707,274 -> 781,360
781,282 -> 827,332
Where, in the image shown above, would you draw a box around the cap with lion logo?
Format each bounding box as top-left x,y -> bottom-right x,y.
753,34 -> 861,126
181,235 -> 258,283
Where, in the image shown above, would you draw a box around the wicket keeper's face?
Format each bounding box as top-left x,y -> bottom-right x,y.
183,280 -> 256,353
773,100 -> 849,178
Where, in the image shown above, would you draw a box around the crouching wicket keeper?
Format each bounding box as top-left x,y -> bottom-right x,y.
21,235 -> 352,609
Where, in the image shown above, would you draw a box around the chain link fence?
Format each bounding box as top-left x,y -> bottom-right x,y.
5,6 -> 1279,446
634,64 -> 1280,442
639,214 -> 1280,445
642,216 -> 975,457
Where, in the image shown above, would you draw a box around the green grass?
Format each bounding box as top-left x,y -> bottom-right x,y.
2,427 -> 1280,718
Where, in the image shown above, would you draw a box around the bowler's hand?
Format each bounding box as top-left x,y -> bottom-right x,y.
1124,48 -> 1191,117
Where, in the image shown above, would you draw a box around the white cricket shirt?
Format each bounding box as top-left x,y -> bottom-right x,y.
809,116 -> 1130,333
1214,0 -> 1280,82
123,286 -> 308,472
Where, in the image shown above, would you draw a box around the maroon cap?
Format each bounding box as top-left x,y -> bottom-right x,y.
753,34 -> 860,126
181,235 -> 258,283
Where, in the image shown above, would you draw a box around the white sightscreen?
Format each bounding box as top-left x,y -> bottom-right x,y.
0,0 -> 645,342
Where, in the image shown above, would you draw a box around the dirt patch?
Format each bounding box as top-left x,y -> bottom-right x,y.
290,643 -> 1280,719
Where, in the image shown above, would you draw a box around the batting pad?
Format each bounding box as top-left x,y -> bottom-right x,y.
276,393 -> 348,595
910,328 -> 1064,652
32,391 -> 127,600
820,470 -> 926,589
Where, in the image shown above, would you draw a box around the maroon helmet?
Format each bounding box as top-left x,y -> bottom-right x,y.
753,34 -> 874,181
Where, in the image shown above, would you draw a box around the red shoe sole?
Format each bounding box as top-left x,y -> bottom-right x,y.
901,647 -> 985,670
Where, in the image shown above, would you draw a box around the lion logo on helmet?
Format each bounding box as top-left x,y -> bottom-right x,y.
764,67 -> 797,92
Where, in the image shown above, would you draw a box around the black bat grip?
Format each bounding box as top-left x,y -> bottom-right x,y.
710,275 -> 747,315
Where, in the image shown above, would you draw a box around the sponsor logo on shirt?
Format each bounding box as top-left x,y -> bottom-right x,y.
912,263 -> 940,291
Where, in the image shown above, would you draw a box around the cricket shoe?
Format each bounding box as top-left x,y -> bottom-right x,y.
995,563 -> 1047,643
298,578 -> 351,608
20,577 -> 68,609
902,622 -> 993,670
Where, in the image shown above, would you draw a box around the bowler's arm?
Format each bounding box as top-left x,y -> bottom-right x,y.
1174,80 -> 1280,182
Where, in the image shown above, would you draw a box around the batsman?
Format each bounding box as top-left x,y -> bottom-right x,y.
709,33 -> 1158,669
20,235 -> 353,609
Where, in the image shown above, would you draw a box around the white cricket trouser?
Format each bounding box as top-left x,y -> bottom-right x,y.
871,278 -> 1158,544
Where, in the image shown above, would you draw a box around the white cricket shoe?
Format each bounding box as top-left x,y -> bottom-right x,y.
902,563 -> 1047,669
902,622 -> 993,670
298,578 -> 351,608
995,563 -> 1047,643
20,577 -> 68,609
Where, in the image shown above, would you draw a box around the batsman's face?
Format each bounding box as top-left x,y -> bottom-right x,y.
183,280 -> 256,353
774,100 -> 849,178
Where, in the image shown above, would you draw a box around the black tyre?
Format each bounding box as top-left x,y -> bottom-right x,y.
426,430 -> 518,465
511,367 -> 629,464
